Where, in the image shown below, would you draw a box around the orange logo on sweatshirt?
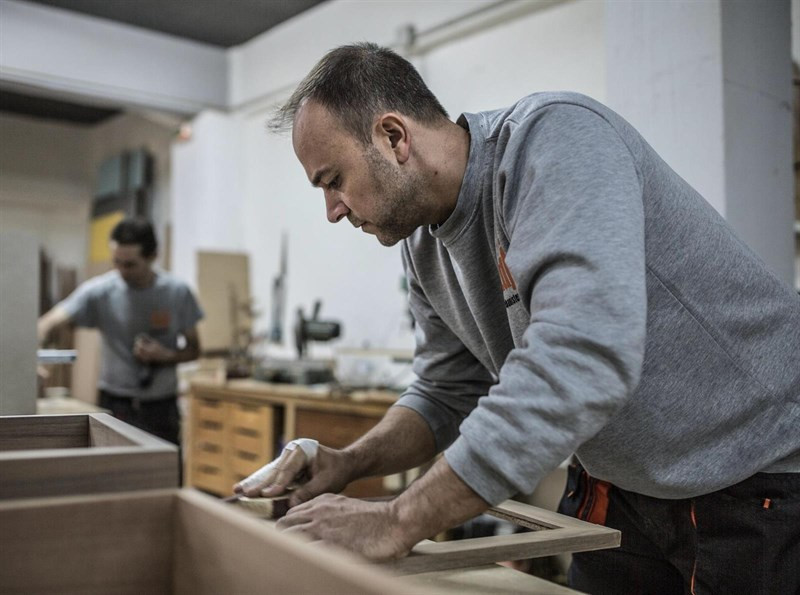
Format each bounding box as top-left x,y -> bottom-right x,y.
498,247 -> 517,292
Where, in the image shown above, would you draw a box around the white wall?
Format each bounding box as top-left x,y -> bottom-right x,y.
607,0 -> 794,286
606,1 -> 725,214
721,0 -> 793,286
89,112 -> 176,264
0,110 -> 178,283
0,112 -> 92,273
171,110 -> 246,294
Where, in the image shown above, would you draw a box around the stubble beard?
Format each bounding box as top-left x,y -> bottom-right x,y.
363,147 -> 428,247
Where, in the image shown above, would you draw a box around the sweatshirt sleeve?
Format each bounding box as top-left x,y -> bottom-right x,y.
394,243 -> 497,453
445,104 -> 648,504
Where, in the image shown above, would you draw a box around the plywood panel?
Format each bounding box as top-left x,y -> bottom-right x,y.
173,489 -> 404,595
0,491 -> 174,594
0,414 -> 88,450
196,251 -> 250,353
0,414 -> 178,499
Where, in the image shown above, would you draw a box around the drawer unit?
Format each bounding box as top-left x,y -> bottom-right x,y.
228,401 -> 275,485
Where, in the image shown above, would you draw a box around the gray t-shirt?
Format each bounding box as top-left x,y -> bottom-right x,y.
60,270 -> 203,399
396,92 -> 800,503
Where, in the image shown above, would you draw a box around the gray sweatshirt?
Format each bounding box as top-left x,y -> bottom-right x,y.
395,92 -> 800,503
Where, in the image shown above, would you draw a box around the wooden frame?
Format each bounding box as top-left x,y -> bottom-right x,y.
0,413 -> 178,498
0,488 -> 405,595
383,499 -> 620,575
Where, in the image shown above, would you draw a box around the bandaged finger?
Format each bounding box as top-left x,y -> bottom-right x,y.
283,438 -> 319,463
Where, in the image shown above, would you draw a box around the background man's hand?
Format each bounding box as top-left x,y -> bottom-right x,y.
133,334 -> 172,363
277,494 -> 415,561
233,440 -> 355,507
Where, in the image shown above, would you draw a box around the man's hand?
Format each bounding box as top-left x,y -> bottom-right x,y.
233,439 -> 355,507
275,457 -> 491,561
277,494 -> 415,561
133,334 -> 173,363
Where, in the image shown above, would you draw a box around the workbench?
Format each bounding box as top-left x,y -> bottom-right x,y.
186,379 -> 399,498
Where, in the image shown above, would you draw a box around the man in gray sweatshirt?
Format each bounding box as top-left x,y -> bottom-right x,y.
237,43 -> 800,593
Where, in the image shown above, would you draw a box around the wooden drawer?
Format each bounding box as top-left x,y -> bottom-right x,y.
229,402 -> 274,459
294,409 -> 381,449
190,462 -> 228,496
229,452 -> 267,483
294,409 -> 386,498
193,443 -> 225,469
193,420 -> 225,448
194,397 -> 226,424
230,402 -> 271,432
230,429 -> 267,456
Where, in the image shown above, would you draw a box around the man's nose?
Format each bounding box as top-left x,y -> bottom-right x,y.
325,191 -> 349,223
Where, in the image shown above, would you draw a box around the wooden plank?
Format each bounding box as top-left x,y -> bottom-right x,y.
382,501 -> 620,576
173,489 -> 405,595
88,413 -> 170,447
0,490 -> 174,594
0,414 -> 179,499
196,251 -> 250,353
401,564 -> 586,594
0,449 -> 179,499
0,414 -> 88,450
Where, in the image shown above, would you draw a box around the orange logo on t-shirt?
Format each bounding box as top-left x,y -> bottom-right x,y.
498,247 -> 517,291
150,310 -> 171,330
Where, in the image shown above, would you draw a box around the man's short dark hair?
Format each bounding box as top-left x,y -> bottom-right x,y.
110,218 -> 157,258
269,42 -> 449,144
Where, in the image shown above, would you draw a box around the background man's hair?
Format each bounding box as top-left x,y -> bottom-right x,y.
269,42 -> 449,144
110,218 -> 158,258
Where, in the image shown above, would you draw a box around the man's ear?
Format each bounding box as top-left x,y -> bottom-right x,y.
374,113 -> 410,164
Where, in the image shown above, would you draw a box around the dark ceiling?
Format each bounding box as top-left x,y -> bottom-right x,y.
19,0 -> 328,48
1,0 -> 327,125
0,89 -> 122,125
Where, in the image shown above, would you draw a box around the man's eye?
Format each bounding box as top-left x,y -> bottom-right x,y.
329,176 -> 341,190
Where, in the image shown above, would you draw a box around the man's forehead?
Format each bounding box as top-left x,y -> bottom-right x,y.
111,242 -> 144,260
293,101 -> 355,178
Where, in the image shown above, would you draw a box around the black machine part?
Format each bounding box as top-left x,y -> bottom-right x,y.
294,300 -> 341,358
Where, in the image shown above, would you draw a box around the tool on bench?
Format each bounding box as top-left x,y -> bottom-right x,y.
223,495 -> 291,520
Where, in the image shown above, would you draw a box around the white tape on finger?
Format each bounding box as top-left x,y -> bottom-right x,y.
237,458 -> 280,491
284,438 -> 319,462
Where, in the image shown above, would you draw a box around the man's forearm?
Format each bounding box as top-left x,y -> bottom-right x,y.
37,305 -> 71,345
390,456 -> 490,547
343,406 -> 437,483
162,344 -> 200,364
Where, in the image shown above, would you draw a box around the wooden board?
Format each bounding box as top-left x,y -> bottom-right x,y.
0,489 -> 406,595
382,500 -> 620,575
196,251 -> 250,353
294,407 -> 387,498
0,413 -> 178,499
0,490 -> 173,594
402,564 -> 585,594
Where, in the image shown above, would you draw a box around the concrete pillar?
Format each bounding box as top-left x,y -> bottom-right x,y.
0,231 -> 38,414
606,0 -> 794,287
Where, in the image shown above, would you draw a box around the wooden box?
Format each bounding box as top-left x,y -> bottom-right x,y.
0,413 -> 178,499
0,488 -> 404,595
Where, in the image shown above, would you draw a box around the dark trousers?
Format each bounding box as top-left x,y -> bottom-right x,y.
98,391 -> 180,445
558,460 -> 800,595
